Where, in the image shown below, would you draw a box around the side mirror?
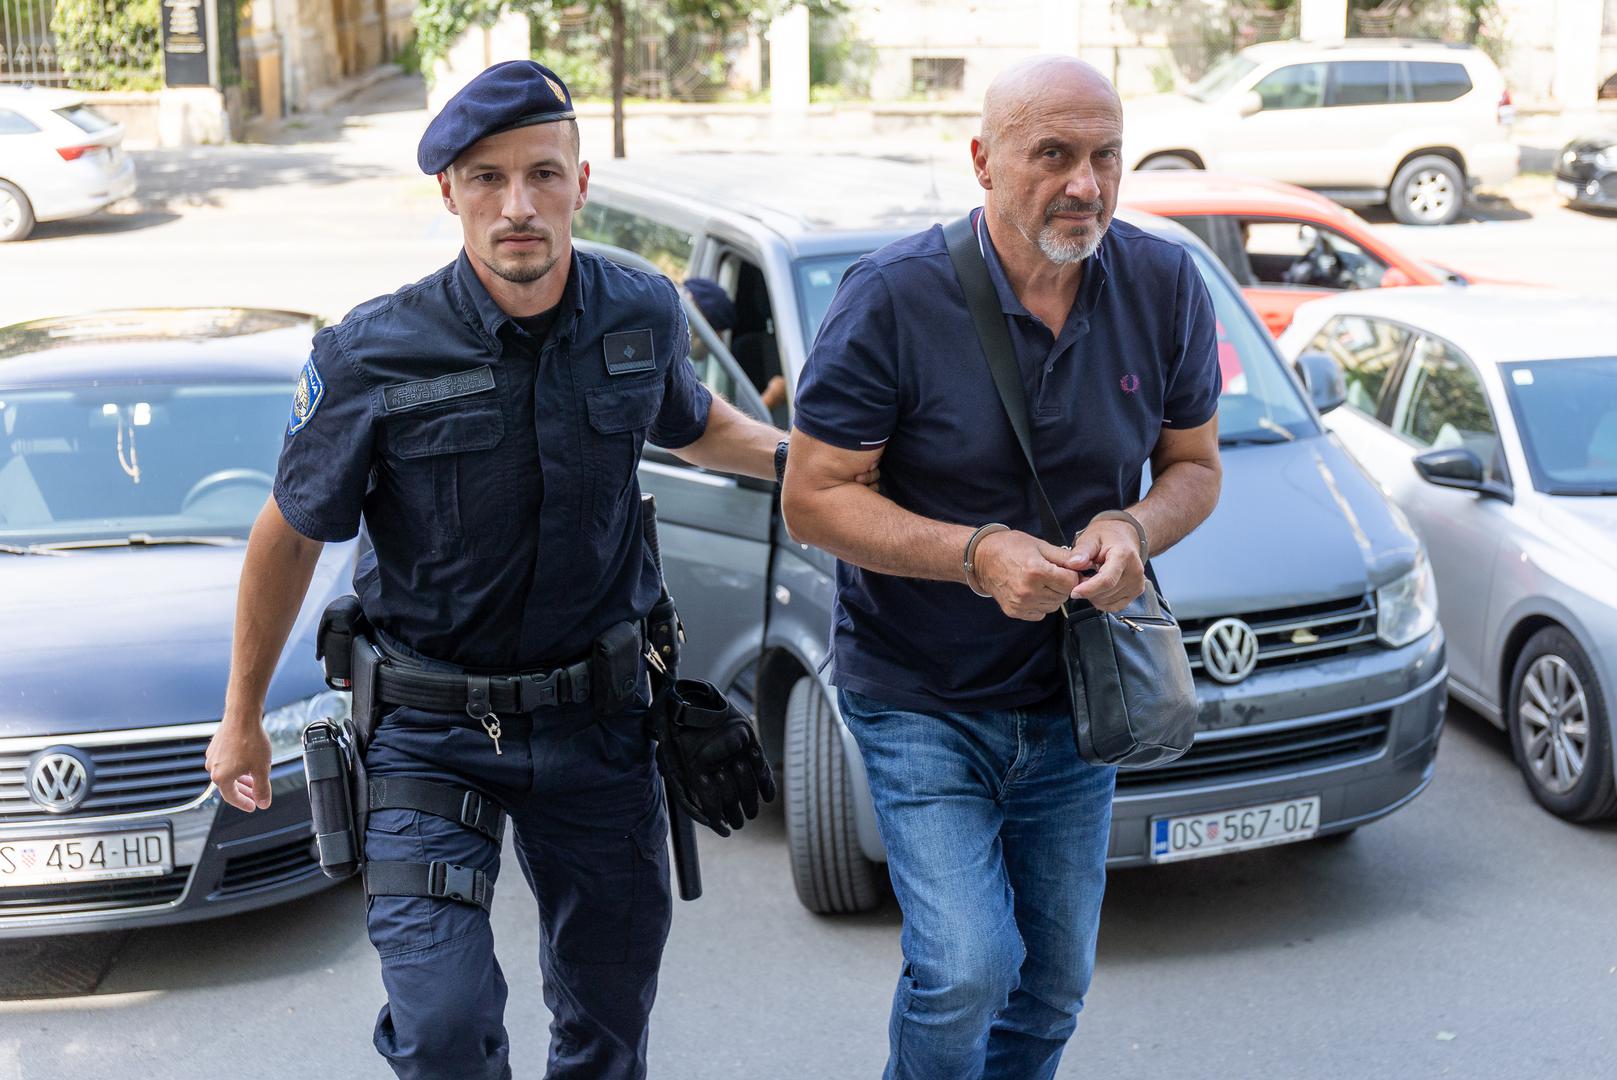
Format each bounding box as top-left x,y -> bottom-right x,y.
1238,90 -> 1263,118
1413,448 -> 1514,502
1294,350 -> 1347,414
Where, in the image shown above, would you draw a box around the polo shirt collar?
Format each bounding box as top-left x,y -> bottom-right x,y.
972,207 -> 1111,323
452,247 -> 587,352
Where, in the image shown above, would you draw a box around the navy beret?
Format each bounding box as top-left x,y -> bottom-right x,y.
418,60 -> 577,174
682,277 -> 736,332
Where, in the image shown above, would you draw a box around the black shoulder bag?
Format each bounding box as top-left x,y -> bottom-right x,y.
942,215 -> 1197,770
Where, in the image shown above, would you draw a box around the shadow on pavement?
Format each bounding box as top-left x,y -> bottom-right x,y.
126,148 -> 396,209
26,209 -> 183,241
0,932 -> 129,999
1356,195 -> 1532,226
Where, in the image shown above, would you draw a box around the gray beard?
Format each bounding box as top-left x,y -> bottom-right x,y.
1037,221 -> 1106,265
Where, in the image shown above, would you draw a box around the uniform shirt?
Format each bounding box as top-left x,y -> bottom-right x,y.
793,212 -> 1221,712
274,249 -> 712,671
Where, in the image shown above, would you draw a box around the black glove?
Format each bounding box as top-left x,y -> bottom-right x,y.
650,677 -> 776,837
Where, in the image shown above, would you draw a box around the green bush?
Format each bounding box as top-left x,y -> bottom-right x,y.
50,0 -> 162,91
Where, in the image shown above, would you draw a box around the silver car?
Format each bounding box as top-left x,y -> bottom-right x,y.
1280,286 -> 1617,821
580,154 -> 1448,913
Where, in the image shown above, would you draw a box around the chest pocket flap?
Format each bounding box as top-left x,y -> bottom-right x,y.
586,379 -> 664,435
388,405 -> 505,459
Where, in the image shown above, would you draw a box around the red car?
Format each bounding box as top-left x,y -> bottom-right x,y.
1120,171 -> 1489,336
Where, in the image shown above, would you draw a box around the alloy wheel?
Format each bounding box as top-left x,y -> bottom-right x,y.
1517,654 -> 1589,796
0,190 -> 19,235
1405,169 -> 1456,224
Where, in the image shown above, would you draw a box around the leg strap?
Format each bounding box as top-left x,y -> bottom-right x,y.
364,860 -> 493,911
368,777 -> 505,843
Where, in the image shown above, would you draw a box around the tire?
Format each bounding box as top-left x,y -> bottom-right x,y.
0,180 -> 35,242
1388,155 -> 1465,226
1506,627 -> 1617,822
784,676 -> 884,914
1137,153 -> 1200,171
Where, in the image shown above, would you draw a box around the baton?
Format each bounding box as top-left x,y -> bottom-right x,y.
640,493 -> 703,902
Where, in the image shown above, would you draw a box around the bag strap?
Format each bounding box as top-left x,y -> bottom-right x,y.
942,214 -> 1067,548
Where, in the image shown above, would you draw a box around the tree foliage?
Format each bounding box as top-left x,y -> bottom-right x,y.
49,0 -> 163,91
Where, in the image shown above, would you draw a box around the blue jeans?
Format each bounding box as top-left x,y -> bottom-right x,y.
840,689 -> 1117,1080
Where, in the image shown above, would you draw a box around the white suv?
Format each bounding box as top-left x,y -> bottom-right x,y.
1124,39 -> 1519,226
0,86 -> 137,242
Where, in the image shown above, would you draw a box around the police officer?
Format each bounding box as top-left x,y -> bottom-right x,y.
204,61 -> 787,1080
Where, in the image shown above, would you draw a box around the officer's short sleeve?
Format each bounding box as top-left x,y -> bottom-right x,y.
272,325 -> 375,541
1162,248 -> 1223,430
648,282 -> 712,450
791,259 -> 900,452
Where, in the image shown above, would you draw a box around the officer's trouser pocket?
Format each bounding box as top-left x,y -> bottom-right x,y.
533,795 -> 671,967
365,807 -> 500,960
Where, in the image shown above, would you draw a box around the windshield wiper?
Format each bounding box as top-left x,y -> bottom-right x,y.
1219,426 -> 1295,446
0,542 -> 68,556
32,533 -> 242,552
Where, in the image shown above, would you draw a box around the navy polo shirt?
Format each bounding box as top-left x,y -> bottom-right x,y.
793,212 -> 1220,712
273,248 -> 712,672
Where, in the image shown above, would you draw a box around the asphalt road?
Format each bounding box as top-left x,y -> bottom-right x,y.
1,704 -> 1613,1080
2,74 -> 1615,1080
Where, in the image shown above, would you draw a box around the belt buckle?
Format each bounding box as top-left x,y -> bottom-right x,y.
521,669 -> 560,709
427,860 -> 481,905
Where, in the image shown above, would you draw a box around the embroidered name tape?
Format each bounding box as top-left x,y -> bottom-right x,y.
288,358 -> 324,434
603,329 -> 655,376
382,366 -> 497,413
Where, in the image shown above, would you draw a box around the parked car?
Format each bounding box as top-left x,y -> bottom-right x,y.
1554,130 -> 1617,212
1278,287 -> 1617,822
0,308 -> 352,938
0,86 -> 137,242
1120,170 -> 1488,336
580,154 -> 1448,914
1124,39 -> 1518,226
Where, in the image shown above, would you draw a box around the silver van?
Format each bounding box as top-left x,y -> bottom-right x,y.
579,155 -> 1448,913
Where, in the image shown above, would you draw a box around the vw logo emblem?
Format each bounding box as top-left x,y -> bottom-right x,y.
1201,617 -> 1260,684
27,748 -> 93,813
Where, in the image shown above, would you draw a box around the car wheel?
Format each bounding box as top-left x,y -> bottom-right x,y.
0,180 -> 35,242
785,675 -> 884,914
1506,627 -> 1617,822
1388,155 -> 1465,226
1137,153 -> 1200,171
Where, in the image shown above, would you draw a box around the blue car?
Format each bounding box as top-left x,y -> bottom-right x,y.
0,308 -> 353,937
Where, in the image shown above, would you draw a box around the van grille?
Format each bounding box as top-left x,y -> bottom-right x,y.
215,836 -> 322,898
1179,594 -> 1379,678
0,735 -> 213,821
1116,711 -> 1391,793
0,870 -> 189,917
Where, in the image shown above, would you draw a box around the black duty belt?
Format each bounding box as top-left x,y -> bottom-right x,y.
377,658 -> 592,717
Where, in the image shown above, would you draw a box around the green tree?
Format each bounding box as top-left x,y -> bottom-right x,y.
49,0 -> 162,91
414,0 -> 837,158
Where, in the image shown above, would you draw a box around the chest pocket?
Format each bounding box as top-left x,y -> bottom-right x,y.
384,402 -> 512,555
584,378 -> 663,541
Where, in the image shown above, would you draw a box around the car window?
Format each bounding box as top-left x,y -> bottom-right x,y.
1392,336 -> 1503,477
1254,63 -> 1326,111
1239,220 -> 1387,290
0,381 -> 291,545
1407,61 -> 1472,103
1185,53 -> 1258,103
0,108 -> 40,135
1308,315 -> 1411,417
1500,357 -> 1617,495
54,104 -> 115,134
794,253 -> 861,352
1327,61 -> 1394,107
573,203 -> 694,279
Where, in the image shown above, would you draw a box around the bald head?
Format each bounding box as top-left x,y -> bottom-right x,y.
981,56 -> 1121,151
971,55 -> 1124,268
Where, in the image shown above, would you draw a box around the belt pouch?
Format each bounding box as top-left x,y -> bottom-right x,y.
301,719 -> 360,880
592,620 -> 643,716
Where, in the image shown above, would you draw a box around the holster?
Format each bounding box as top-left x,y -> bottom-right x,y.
591,619 -> 645,717
301,718 -> 361,880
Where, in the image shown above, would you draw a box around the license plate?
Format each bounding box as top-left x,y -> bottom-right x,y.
1555,180 -> 1579,200
0,828 -> 172,887
1150,796 -> 1320,863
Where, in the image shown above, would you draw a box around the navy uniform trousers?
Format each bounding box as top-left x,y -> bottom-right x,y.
361,666 -> 672,1079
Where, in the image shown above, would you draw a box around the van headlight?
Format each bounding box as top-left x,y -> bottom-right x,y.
263,690 -> 351,763
1376,554 -> 1438,648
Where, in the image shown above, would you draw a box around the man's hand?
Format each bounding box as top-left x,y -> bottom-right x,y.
206,717 -> 273,812
1067,519 -> 1146,612
973,530 -> 1085,621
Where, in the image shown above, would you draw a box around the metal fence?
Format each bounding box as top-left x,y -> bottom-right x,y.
0,0 -> 161,89
547,3 -> 742,102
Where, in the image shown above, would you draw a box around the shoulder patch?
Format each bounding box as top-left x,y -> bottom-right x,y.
603,329 -> 656,376
288,358 -> 324,435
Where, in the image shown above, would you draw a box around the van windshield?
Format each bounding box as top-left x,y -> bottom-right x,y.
792,243 -> 1314,446
1185,54 -> 1258,102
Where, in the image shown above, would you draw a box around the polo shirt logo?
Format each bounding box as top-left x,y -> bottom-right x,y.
603,329 -> 656,375
1120,373 -> 1140,394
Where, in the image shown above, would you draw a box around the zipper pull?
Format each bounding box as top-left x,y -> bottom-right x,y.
1118,616 -> 1146,633
480,713 -> 504,756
